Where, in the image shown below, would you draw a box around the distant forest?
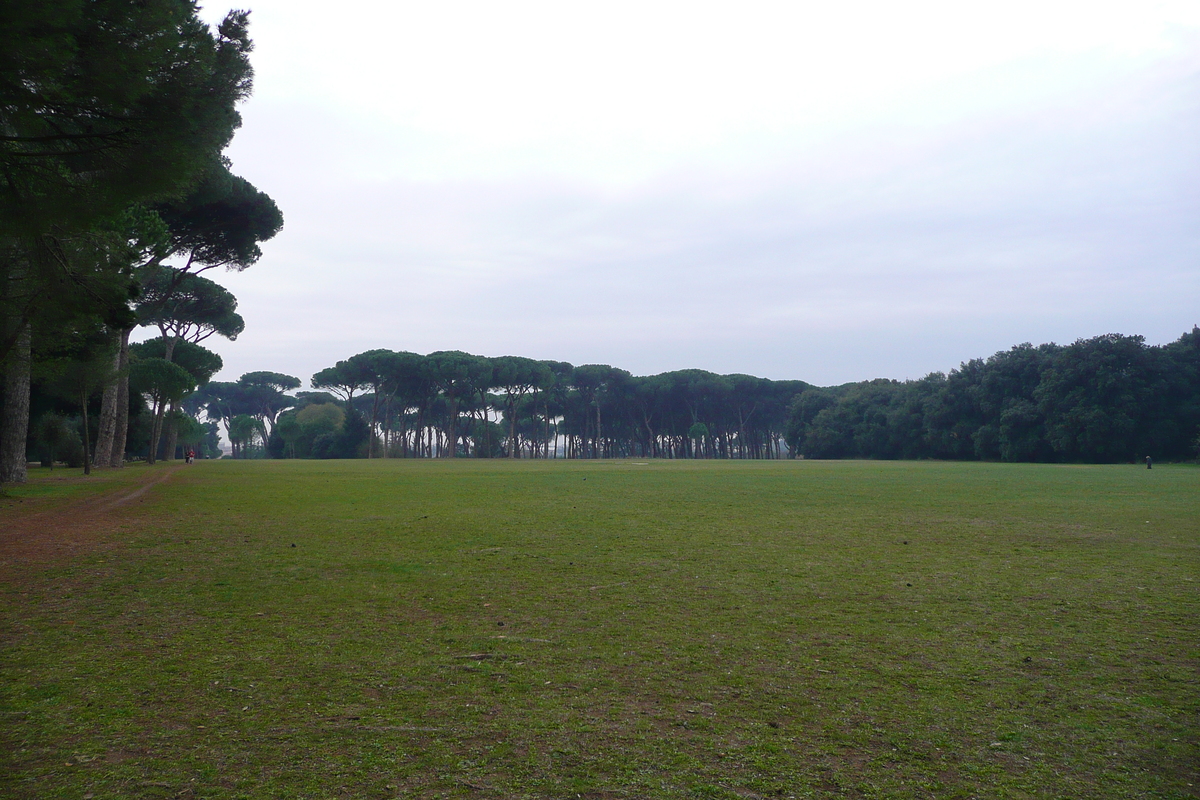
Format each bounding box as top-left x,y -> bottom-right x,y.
786,330 -> 1199,462
169,328 -> 1198,464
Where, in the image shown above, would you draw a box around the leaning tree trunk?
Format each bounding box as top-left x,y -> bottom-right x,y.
0,320 -> 31,484
108,329 -> 131,467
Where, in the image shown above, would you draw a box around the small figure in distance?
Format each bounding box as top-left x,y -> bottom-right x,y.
1145,455 -> 1152,470
186,449 -> 195,465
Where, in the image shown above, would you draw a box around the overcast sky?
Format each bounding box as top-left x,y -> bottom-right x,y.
184,0 -> 1200,387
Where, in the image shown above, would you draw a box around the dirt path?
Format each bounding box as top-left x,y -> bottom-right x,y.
0,466 -> 181,581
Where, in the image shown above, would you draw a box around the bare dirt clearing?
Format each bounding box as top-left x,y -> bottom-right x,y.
0,466 -> 179,581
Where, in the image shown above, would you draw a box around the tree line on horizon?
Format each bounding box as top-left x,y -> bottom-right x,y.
194,327 -> 1200,464
787,329 -> 1200,463
196,355 -> 805,461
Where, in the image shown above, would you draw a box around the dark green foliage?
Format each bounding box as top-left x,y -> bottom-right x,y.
228,413 -> 265,458
311,360 -> 373,406
783,388 -> 835,454
33,413 -> 80,468
129,358 -> 193,409
199,420 -> 221,459
136,266 -> 244,344
788,330 -> 1200,462
235,372 -> 298,433
152,160 -> 284,272
188,372 -> 299,456
270,403 -> 346,459
172,412 -> 206,450
130,338 -> 222,461
470,417 -> 507,458
266,428 -> 286,459
0,2 -> 255,367
309,431 -> 340,459
305,351 -> 803,460
337,410 -> 371,458
188,380 -> 243,439
294,391 -> 340,407
27,315 -> 122,472
0,3 -> 253,240
239,372 -> 301,392
0,3 -> 270,481
130,339 -> 223,386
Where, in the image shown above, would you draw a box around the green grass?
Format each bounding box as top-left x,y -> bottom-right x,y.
1,462 -> 158,507
2,459 -> 1198,799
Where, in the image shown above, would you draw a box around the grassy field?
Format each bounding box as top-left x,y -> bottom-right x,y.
2,458 -> 1197,799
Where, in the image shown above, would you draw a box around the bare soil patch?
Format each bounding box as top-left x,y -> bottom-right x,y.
0,466 -> 179,582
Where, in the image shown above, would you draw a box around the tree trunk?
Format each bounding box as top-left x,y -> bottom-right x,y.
93,380 -> 116,466
368,393 -> 379,458
80,386 -> 92,476
157,335 -> 179,464
443,398 -> 458,458
147,396 -> 162,465
382,396 -> 391,458
509,400 -> 518,458
0,321 -> 31,484
163,402 -> 179,460
595,404 -> 602,459
108,329 -> 131,467
93,335 -> 122,467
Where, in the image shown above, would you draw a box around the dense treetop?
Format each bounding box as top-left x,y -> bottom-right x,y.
786,330 -> 1200,463
199,328 -> 1199,462
0,2 -> 254,239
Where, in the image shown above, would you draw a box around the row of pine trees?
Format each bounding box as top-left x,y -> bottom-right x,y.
187,328 -> 1199,463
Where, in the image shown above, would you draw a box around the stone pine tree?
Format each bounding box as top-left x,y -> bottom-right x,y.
0,3 -> 257,483
128,357 -> 193,466
128,339 -> 223,462
1,231 -> 138,482
93,161 -> 280,469
235,372 -> 300,441
492,356 -> 551,458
